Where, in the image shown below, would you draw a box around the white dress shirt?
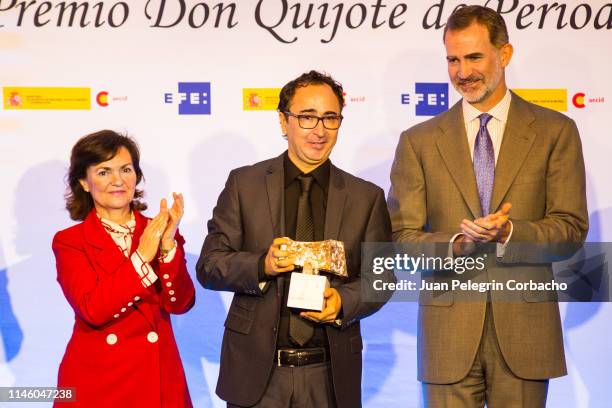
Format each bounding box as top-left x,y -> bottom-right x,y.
462,89 -> 512,163
450,90 -> 514,256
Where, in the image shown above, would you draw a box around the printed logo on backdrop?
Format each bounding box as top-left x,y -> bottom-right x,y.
572,92 -> 606,109
96,91 -> 109,107
5,91 -> 23,108
512,89 -> 567,111
344,92 -> 366,105
3,87 -> 91,110
164,82 -> 211,115
242,88 -> 280,111
96,91 -> 128,107
401,83 -> 448,116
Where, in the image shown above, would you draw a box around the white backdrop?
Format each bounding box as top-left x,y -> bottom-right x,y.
1,0 -> 611,406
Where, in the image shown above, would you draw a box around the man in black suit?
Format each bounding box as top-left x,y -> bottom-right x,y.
197,70 -> 392,408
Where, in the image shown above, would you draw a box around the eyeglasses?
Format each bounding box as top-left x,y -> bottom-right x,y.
283,111 -> 343,130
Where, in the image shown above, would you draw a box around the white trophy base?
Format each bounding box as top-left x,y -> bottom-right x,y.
287,272 -> 330,311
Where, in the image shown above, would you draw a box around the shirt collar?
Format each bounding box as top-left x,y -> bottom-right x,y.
283,151 -> 330,191
98,212 -> 136,235
462,89 -> 512,124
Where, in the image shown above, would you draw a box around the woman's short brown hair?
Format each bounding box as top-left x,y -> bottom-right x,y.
65,130 -> 147,221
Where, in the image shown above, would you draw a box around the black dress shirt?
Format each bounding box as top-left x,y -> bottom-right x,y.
259,151 -> 331,350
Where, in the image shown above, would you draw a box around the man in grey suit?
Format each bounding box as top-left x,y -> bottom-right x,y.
198,70 -> 392,407
388,5 -> 588,407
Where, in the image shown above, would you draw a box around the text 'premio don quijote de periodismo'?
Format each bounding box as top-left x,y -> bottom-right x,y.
0,1 -> 610,43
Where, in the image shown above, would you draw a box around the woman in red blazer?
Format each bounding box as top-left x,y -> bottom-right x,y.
52,130 -> 195,407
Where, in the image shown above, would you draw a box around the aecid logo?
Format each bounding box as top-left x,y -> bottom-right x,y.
95,91 -> 128,107
97,91 -> 109,107
572,92 -> 605,109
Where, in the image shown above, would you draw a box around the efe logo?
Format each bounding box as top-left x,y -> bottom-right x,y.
401,83 -> 449,116
164,82 -> 211,115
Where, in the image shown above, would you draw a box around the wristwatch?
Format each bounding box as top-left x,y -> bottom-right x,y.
159,240 -> 177,259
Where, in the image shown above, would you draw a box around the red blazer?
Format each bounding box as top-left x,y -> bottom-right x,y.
52,210 -> 195,407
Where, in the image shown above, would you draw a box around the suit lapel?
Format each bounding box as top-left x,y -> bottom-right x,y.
84,210 -> 157,327
83,210 -> 128,276
265,155 -> 286,298
436,101 -> 482,218
325,165 -> 346,290
489,93 -> 537,213
265,154 -> 285,237
324,164 -> 346,240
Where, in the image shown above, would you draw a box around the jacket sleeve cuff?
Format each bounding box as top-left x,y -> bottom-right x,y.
496,220 -> 514,258
258,251 -> 276,282
131,251 -> 159,287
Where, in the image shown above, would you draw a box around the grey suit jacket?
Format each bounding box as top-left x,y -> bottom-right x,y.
388,92 -> 588,383
197,153 -> 393,407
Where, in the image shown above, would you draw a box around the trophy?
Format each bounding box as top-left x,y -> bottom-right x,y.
283,240 -> 347,311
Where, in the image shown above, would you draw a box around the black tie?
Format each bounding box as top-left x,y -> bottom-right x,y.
295,175 -> 314,242
289,174 -> 315,346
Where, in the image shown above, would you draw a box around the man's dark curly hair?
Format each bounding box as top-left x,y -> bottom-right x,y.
277,70 -> 345,116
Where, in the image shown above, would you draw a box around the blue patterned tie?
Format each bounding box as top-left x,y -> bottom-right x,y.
473,113 -> 495,216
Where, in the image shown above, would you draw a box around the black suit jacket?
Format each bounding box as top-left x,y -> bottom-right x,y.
197,153 -> 393,407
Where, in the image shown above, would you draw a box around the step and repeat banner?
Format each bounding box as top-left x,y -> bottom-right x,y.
1,0 -> 611,406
